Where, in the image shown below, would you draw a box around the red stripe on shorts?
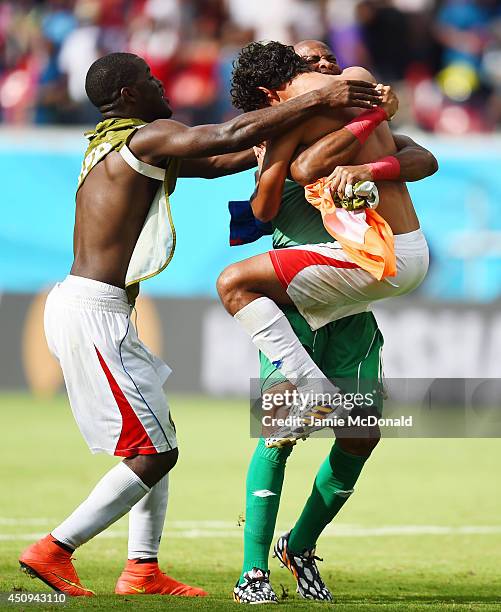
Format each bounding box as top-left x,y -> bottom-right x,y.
269,248 -> 360,289
94,346 -> 157,457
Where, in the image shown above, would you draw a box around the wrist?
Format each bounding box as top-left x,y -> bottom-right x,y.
344,107 -> 388,144
367,155 -> 401,180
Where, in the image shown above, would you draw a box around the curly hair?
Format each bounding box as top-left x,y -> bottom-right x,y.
231,41 -> 311,112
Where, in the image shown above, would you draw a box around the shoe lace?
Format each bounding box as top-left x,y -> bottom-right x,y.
245,570 -> 269,592
300,548 -> 325,581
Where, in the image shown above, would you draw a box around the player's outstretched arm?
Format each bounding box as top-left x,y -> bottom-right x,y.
178,149 -> 256,179
128,81 -> 383,164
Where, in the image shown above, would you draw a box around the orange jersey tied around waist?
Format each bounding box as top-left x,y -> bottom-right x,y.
304,176 -> 397,280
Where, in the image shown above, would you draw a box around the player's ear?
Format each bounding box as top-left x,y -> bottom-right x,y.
121,86 -> 137,104
258,86 -> 280,106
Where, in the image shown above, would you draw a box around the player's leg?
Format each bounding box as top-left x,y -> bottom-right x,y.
274,313 -> 383,600
117,468 -> 206,596
234,378 -> 295,604
127,473 -> 169,563
273,441 -> 370,602
20,277 -> 202,597
235,310 -> 324,603
19,449 -> 177,597
115,475 -> 205,595
104,315 -> 206,597
49,451 -> 176,550
217,253 -> 340,400
285,437 -> 377,552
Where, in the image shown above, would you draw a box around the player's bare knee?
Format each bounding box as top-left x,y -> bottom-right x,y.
216,264 -> 248,314
159,447 -> 179,473
124,448 -> 178,487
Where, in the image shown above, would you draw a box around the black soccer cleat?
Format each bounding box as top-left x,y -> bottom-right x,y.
273,532 -> 333,602
233,568 -> 278,604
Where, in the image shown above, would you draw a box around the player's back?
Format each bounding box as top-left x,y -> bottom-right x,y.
290,68 -> 420,235
71,151 -> 158,288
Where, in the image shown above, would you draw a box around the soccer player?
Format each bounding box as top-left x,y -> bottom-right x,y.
18,52 -> 384,597
228,41 -> 438,604
218,41 -> 434,444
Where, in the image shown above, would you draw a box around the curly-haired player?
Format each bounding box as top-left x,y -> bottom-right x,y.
218,42 -> 431,436
229,40 -> 437,605
231,41 -> 313,112
228,40 -> 438,604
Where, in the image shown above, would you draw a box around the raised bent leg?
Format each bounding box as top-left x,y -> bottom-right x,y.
217,253 -> 338,398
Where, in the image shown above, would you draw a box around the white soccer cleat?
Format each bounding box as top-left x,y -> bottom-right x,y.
264,392 -> 351,448
233,568 -> 278,604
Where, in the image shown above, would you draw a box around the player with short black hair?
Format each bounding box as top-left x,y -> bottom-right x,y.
85,53 -> 145,108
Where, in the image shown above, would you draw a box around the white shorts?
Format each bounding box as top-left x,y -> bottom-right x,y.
44,275 -> 177,456
270,229 -> 429,330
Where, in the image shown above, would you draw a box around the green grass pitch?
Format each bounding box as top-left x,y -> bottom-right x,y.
0,393 -> 500,611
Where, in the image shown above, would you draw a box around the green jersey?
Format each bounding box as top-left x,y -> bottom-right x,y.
260,179 -> 384,402
272,179 -> 332,248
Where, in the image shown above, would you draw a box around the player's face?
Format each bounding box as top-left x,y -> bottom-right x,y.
296,43 -> 341,76
133,61 -> 173,120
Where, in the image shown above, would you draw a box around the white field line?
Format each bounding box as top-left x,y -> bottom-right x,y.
1,520 -> 501,541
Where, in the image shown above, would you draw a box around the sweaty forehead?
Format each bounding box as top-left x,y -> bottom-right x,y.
295,42 -> 333,58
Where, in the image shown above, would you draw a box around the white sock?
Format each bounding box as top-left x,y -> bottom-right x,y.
52,462 -> 150,549
128,474 -> 169,559
234,297 -> 336,393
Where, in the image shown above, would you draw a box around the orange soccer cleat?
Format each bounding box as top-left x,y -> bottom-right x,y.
115,559 -> 208,596
19,534 -> 94,597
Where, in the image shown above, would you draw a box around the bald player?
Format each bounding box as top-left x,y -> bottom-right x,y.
229,40 -> 437,604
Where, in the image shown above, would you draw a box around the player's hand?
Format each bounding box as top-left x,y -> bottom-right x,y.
253,143 -> 267,173
377,84 -> 399,119
319,80 -> 383,110
329,164 -> 374,199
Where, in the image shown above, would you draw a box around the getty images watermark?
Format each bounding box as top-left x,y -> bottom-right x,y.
249,378 -> 501,438
260,389 -> 407,429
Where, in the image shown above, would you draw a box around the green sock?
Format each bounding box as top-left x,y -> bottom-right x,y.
288,442 -> 368,553
240,438 -> 293,583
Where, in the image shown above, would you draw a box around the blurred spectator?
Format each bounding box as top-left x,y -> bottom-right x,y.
128,0 -> 181,83
326,0 -> 370,69
58,0 -> 101,123
357,1 -> 411,81
435,0 -> 493,69
0,0 -> 500,132
227,0 -> 297,44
